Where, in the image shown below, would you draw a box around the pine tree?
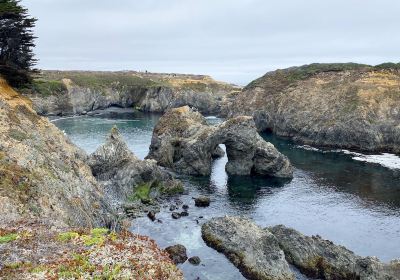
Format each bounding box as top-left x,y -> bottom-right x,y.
0,0 -> 37,87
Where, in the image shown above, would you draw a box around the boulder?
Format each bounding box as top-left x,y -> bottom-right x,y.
171,212 -> 181,219
88,127 -> 184,211
165,244 -> 188,264
146,106 -> 293,178
269,225 -> 399,280
195,196 -> 211,207
188,256 -> 201,265
201,216 -> 294,280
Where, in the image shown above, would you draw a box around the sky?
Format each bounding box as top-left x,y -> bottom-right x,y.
23,0 -> 400,85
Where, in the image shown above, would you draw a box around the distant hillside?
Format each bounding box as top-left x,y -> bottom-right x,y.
223,63 -> 400,153
19,70 -> 240,116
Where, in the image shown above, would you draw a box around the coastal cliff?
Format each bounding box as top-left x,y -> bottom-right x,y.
223,63 -> 400,154
21,71 -> 240,116
0,78 -> 183,279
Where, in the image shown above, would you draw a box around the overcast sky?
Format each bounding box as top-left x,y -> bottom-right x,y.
23,0 -> 400,85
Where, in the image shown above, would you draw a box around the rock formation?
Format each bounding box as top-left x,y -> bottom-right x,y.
201,216 -> 294,280
0,78 -> 112,228
88,126 -> 184,211
222,63 -> 400,154
146,106 -> 293,178
269,225 -> 400,280
23,71 -> 239,116
202,216 -> 400,280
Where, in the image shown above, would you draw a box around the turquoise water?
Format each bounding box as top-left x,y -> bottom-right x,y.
53,108 -> 400,280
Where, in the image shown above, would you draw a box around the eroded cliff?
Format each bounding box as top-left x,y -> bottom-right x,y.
223,63 -> 400,153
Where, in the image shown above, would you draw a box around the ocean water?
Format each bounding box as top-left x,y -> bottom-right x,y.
52,108 -> 400,280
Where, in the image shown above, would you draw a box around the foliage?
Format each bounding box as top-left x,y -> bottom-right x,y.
245,63 -> 370,90
0,0 -> 37,87
57,231 -> 79,242
374,62 -> 400,70
0,233 -> 18,243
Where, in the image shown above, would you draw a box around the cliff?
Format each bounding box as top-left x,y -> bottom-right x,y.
0,78 -> 112,228
0,79 -> 183,278
223,63 -> 400,153
21,70 -> 240,116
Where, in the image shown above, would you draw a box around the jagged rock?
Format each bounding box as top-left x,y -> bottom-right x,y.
201,216 -> 294,280
212,145 -> 225,158
195,196 -> 211,207
146,106 -> 293,178
147,211 -> 156,221
165,244 -> 188,264
269,225 -> 399,280
88,127 -> 184,211
180,211 -> 189,217
182,204 -> 189,210
0,78 -> 112,228
169,205 -> 177,211
171,212 -> 181,219
188,256 -> 201,265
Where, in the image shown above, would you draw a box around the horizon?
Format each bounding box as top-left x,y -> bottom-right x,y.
23,0 -> 400,85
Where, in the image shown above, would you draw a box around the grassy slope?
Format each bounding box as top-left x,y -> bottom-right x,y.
245,62 -> 400,91
20,70 -> 238,96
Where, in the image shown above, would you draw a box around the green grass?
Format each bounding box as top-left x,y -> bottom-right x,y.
245,63 -> 371,90
128,182 -> 152,202
0,233 -> 19,244
57,231 -> 79,242
24,79 -> 68,96
374,62 -> 400,70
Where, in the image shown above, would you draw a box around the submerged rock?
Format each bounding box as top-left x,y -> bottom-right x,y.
188,256 -> 201,265
171,212 -> 181,219
201,216 -> 294,280
195,196 -> 211,207
269,225 -> 399,280
88,127 -> 184,212
165,244 -> 188,264
146,106 -> 293,178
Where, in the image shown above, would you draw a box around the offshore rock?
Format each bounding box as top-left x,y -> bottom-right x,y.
146,106 -> 293,178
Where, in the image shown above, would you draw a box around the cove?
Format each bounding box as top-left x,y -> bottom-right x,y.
52,108 -> 400,280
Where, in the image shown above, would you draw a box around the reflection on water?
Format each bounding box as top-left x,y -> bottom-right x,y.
52,109 -> 400,280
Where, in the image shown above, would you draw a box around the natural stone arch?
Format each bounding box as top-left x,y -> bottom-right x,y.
146,106 -> 293,178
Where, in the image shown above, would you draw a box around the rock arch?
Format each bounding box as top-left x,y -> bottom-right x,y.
146,106 -> 293,178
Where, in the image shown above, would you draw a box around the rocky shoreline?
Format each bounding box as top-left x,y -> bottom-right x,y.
21,70 -> 240,117
222,63 -> 400,154
202,216 -> 400,280
0,78 -> 186,278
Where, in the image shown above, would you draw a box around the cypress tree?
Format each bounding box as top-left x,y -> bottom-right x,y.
0,0 -> 37,87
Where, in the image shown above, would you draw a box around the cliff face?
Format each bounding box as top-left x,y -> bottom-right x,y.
223,64 -> 400,153
22,71 -> 239,116
0,78 -> 112,227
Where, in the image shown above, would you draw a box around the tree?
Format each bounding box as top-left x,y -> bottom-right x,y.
0,0 -> 37,87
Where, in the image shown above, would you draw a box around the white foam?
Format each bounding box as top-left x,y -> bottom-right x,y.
351,153 -> 400,170
297,145 -> 321,152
